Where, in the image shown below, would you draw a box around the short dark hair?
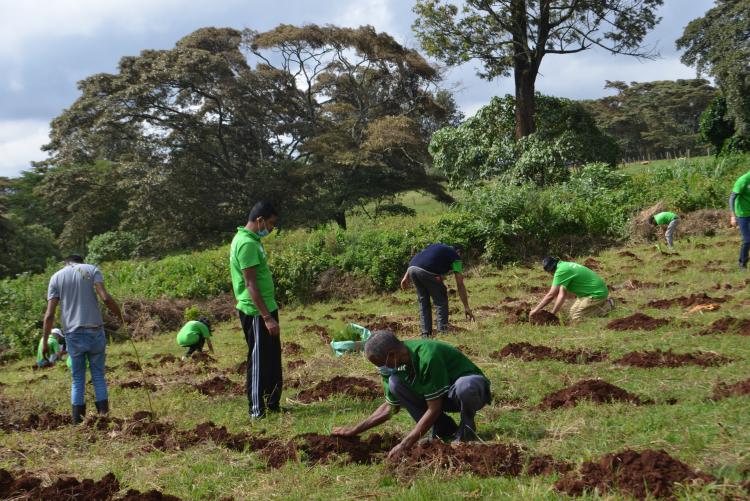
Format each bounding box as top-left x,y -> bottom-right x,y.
198,317 -> 212,332
648,215 -> 656,225
364,330 -> 403,361
248,201 -> 278,222
64,254 -> 84,264
542,256 -> 558,273
451,244 -> 464,254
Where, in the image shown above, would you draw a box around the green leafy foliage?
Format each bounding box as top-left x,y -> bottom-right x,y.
700,96 -> 735,155
184,305 -> 212,323
86,231 -> 140,264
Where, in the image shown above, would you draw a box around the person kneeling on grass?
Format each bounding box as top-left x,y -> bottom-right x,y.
177,317 -> 214,360
36,328 -> 66,367
332,330 -> 491,459
649,211 -> 680,248
529,257 -> 613,324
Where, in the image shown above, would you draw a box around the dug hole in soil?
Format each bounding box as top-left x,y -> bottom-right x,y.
193,376 -> 244,397
295,376 -> 381,403
554,449 -> 714,499
607,313 -> 669,331
538,379 -> 650,410
697,317 -> 750,336
615,349 -> 731,368
647,292 -> 731,310
491,342 -> 607,364
0,469 -> 181,500
711,377 -> 750,401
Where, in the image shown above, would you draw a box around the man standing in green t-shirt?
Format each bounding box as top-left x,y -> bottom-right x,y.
649,211 -> 679,247
176,318 -> 214,360
229,201 -> 281,419
529,257 -> 613,323
729,170 -> 750,269
331,331 -> 491,457
36,328 -> 66,367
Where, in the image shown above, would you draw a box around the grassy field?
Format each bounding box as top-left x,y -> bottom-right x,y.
2,227 -> 749,500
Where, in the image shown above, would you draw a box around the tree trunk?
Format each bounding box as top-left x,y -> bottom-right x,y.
334,210 -> 347,230
514,64 -> 537,139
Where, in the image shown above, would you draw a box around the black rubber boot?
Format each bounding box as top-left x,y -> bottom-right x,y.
94,400 -> 109,415
72,404 -> 86,425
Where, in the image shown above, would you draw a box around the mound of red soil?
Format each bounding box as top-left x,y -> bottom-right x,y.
503,305 -> 532,324
387,296 -> 411,306
492,343 -> 607,364
367,318 -> 406,332
539,379 -> 648,410
296,376 -> 381,403
322,314 -> 335,320
188,352 -> 216,364
615,349 -> 730,368
287,360 -> 305,370
647,293 -> 730,309
293,315 -> 311,321
697,317 -> 750,336
456,344 -> 478,356
283,342 -> 303,356
153,354 -> 177,366
665,259 -> 691,271
120,489 -> 182,500
234,361 -> 247,374
297,433 -> 400,464
607,313 -> 669,331
617,251 -> 642,261
526,455 -> 574,476
194,376 -> 243,397
711,378 -> 750,401
2,412 -> 71,432
526,285 -> 547,293
388,441 -> 524,478
119,380 -> 157,391
305,324 -> 331,343
529,311 -> 560,325
582,258 -> 601,270
86,412 -> 174,438
554,449 -> 714,499
123,361 -> 142,371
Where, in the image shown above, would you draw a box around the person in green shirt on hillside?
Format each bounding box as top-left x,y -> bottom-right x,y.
729,170 -> 750,269
230,201 -> 282,419
36,328 -> 66,367
331,330 -> 491,457
529,257 -> 613,323
176,318 -> 214,360
649,211 -> 680,248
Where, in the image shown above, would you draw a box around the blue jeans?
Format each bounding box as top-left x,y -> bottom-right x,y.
738,217 -> 750,267
66,328 -> 108,405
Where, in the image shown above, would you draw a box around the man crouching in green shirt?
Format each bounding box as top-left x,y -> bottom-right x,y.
36,328 -> 66,367
529,257 -> 613,323
176,318 -> 214,360
230,201 -> 281,419
332,331 -> 491,459
649,211 -> 679,248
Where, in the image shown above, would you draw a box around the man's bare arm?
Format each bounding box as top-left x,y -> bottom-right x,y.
332,401 -> 395,437
530,285 -> 560,316
94,282 -> 124,324
550,286 -> 569,315
454,273 -> 474,320
242,267 -> 279,336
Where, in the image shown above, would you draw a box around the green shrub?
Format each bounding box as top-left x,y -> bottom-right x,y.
184,305 -> 212,322
86,231 -> 139,264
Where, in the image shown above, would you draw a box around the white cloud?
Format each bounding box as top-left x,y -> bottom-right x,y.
0,120 -> 50,177
333,0 -> 396,33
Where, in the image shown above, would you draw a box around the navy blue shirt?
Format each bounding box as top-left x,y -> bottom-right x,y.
409,244 -> 461,275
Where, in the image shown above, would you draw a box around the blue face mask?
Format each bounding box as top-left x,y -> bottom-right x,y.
378,352 -> 399,376
257,220 -> 270,238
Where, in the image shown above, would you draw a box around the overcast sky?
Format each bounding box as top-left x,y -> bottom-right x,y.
0,0 -> 714,178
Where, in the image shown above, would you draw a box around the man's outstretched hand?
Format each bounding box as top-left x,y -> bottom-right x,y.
331,426 -> 358,438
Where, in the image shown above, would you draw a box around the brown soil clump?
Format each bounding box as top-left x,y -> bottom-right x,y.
615,349 -> 730,368
619,279 -> 659,290
554,449 -> 714,499
388,441 -> 524,478
529,310 -> 560,325
607,313 -> 669,331
283,342 -> 303,356
123,361 -> 142,371
120,488 -> 182,500
539,379 -> 648,410
153,354 -> 177,366
526,455 -> 574,476
582,258 -> 602,270
711,378 -> 750,401
119,380 -> 157,391
2,412 -> 71,432
313,268 -> 375,301
456,344 -> 478,356
322,314 -> 335,320
366,318 -> 405,332
188,352 -> 216,364
293,315 -> 311,321
617,251 -> 642,261
296,376 -> 381,403
647,292 -> 730,309
492,342 -> 607,364
287,360 -> 305,370
194,376 -> 243,397
502,304 -> 533,324
526,285 -> 547,293
297,433 -> 400,464
305,324 -> 331,343
697,317 -> 750,336
234,361 -> 247,374
665,259 -> 691,271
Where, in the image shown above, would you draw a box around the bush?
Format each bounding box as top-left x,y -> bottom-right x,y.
86,231 -> 139,264
184,305 -> 212,322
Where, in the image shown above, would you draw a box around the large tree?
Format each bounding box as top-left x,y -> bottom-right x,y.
413,0 -> 663,139
247,24 -> 456,228
677,0 -> 750,146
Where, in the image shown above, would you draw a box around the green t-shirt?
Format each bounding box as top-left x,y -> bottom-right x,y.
176,320 -> 211,347
733,171 -> 750,217
36,336 -> 61,363
552,261 -> 609,299
381,340 -> 484,404
230,227 -> 277,317
653,211 -> 677,225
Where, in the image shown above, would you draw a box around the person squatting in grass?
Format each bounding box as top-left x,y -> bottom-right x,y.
729,169 -> 750,270
400,243 -> 475,338
649,211 -> 680,248
36,328 -> 66,367
176,317 -> 214,360
529,257 -> 613,324
42,254 -> 124,424
230,201 -> 282,419
332,330 -> 491,458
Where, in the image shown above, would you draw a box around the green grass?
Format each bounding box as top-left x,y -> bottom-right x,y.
2,230 -> 749,499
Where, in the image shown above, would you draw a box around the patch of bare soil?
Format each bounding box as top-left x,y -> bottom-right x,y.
455,344 -> 478,357
526,285 -> 547,293
526,455 -> 574,476
292,315 -> 311,321
234,361 -> 247,374
711,378 -> 750,401
153,354 -> 177,366
501,303 -> 534,325
697,317 -> 750,336
287,360 -> 305,370
387,296 -> 412,306
313,268 -> 375,301
618,279 -> 659,290
617,251 -> 643,262
538,379 -> 649,410
647,292 -> 730,309
366,318 -> 405,332
615,349 -> 730,368
305,324 -> 331,343
119,380 -> 157,391
491,343 -> 607,364
582,258 -> 602,270
529,311 -> 560,325
607,313 -> 669,331
283,342 -> 303,356
297,432 -> 400,464
388,441 -> 525,478
296,376 -> 381,403
664,259 -> 691,271
554,449 -> 714,499
1,412 -> 71,432
188,352 -> 216,364
123,361 -> 142,371
712,282 -> 734,290
194,376 -> 243,397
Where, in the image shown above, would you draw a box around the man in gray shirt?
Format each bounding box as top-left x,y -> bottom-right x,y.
43,254 -> 124,424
